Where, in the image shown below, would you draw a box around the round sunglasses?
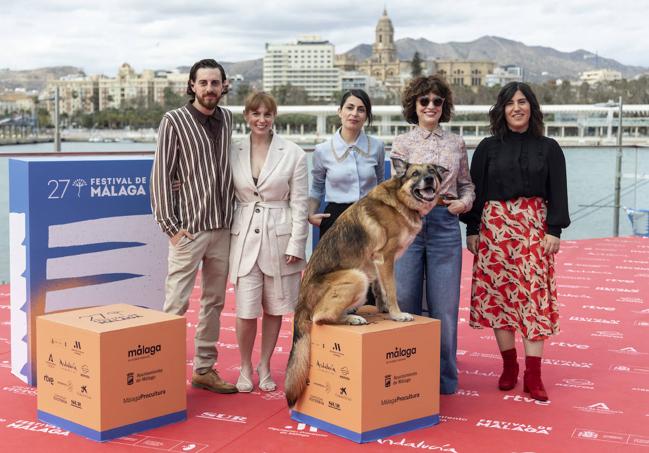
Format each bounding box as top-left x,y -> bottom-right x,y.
418,95 -> 445,108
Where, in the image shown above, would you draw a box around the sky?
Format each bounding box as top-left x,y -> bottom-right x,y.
1,0 -> 647,76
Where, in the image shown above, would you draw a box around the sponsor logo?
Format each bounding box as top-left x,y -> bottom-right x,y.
569,316 -> 620,325
267,423 -> 328,438
339,366 -> 350,381
458,369 -> 500,377
591,330 -> 624,339
330,342 -> 343,357
128,344 -> 162,359
595,286 -> 639,293
469,352 -> 501,359
308,395 -> 324,406
610,346 -> 647,355
440,415 -> 468,423
123,389 -> 166,404
455,389 -> 480,397
550,341 -> 589,350
5,420 -> 70,436
46,354 -> 56,368
80,364 -> 90,378
544,359 -> 593,368
43,374 -> 54,385
503,394 -> 550,406
2,385 -> 37,397
634,308 -> 649,315
50,337 -> 67,348
336,386 -> 351,401
196,412 -> 247,423
635,320 -> 649,327
556,378 -> 594,390
127,372 -> 134,385
385,374 -> 392,388
611,364 -> 649,374
566,269 -> 612,275
53,394 -> 68,404
582,305 -> 615,311
88,176 -> 147,198
315,360 -> 335,373
632,387 -> 649,393
617,296 -> 644,304
327,400 -> 341,410
385,372 -> 418,388
311,380 -> 331,394
58,359 -> 77,372
476,419 -> 551,434
56,379 -> 73,392
574,402 -> 623,415
573,428 -> 649,447
79,385 -> 89,397
381,393 -> 421,406
72,340 -> 83,355
70,399 -> 82,409
559,293 -> 592,299
386,346 -> 417,361
606,278 -> 635,283
79,310 -> 143,324
376,438 -> 460,451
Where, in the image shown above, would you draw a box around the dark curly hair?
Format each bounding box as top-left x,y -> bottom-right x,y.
186,59 -> 228,98
401,75 -> 454,125
489,82 -> 544,139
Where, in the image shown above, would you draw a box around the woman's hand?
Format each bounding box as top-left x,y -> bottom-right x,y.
542,234 -> 560,255
466,235 -> 479,255
285,255 -> 302,265
443,198 -> 467,215
308,213 -> 330,226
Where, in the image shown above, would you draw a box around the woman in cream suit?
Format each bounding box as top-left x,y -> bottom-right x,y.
229,92 -> 308,392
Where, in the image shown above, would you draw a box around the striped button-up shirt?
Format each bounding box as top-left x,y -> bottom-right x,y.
150,103 -> 234,237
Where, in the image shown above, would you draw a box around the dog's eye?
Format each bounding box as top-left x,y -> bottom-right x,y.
412,170 -> 420,177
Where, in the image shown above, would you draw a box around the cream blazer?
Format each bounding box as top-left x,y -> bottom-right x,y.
228,133 -> 309,298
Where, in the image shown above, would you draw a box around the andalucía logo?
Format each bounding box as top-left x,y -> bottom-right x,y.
574,402 -> 623,415
315,360 -> 335,373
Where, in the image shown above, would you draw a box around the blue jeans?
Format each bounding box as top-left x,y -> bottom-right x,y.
395,205 -> 462,394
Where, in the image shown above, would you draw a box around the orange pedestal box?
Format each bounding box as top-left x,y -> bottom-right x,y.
36,304 -> 186,441
291,309 -> 440,442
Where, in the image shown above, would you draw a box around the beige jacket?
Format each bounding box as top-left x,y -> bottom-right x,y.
228,133 -> 308,297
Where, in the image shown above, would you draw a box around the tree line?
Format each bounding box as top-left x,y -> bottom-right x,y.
31,75 -> 649,129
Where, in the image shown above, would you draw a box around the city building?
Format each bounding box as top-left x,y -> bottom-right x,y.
40,64 -> 188,117
433,60 -> 497,87
579,69 -> 622,85
263,35 -> 341,101
0,91 -> 36,114
485,65 -> 524,87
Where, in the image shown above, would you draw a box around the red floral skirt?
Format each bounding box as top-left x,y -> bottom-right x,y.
470,197 -> 559,340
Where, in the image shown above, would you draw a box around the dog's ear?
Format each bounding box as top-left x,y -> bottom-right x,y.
433,164 -> 448,175
391,158 -> 409,177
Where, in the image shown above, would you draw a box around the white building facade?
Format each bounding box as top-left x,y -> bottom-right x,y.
263,36 -> 340,101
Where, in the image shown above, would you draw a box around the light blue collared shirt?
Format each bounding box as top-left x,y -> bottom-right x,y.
310,129 -> 385,204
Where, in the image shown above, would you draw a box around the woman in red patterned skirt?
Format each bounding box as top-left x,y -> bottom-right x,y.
460,82 -> 570,401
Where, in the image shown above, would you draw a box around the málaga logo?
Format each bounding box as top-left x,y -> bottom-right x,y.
88,177 -> 147,198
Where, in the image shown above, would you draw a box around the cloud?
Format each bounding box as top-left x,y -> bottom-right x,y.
1,0 -> 647,76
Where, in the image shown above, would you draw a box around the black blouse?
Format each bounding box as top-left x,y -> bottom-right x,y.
459,130 -> 570,237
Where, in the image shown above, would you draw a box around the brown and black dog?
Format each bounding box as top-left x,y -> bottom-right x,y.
285,160 -> 447,408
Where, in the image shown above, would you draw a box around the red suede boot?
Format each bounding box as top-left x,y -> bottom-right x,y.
524,356 -> 548,401
498,348 -> 519,390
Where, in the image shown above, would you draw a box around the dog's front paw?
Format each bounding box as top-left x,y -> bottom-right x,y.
343,314 -> 368,325
390,311 -> 414,322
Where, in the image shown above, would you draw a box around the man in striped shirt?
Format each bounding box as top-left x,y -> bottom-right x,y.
151,59 -> 237,394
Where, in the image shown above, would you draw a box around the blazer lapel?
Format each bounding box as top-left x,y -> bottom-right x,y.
235,137 -> 257,188
256,133 -> 284,187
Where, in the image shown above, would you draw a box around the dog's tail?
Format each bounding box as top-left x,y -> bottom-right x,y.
285,305 -> 312,409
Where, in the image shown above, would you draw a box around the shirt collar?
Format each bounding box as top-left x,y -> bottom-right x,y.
332,128 -> 369,160
186,101 -> 223,127
414,125 -> 443,139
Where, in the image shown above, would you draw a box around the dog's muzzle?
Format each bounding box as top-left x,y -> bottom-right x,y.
413,175 -> 439,202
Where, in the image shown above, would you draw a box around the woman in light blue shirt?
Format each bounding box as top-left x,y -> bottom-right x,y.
308,89 -> 385,238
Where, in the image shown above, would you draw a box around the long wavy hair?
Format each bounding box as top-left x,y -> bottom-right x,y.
489,82 -> 544,139
401,75 -> 454,125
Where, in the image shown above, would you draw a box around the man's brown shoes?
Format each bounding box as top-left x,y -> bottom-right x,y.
191,369 -> 238,394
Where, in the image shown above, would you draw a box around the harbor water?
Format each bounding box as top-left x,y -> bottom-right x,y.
1,141 -> 648,283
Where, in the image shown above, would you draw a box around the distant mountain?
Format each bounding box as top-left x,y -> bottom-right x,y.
0,66 -> 84,91
178,59 -> 263,86
345,36 -> 648,82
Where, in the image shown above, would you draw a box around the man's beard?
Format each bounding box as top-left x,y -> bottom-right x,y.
196,92 -> 219,110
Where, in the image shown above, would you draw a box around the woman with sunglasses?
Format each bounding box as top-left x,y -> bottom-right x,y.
391,75 -> 475,395
460,82 -> 570,401
308,89 -> 385,238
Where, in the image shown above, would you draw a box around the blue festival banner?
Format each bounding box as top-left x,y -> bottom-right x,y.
9,157 -> 168,385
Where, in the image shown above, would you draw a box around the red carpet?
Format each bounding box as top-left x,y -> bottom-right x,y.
0,237 -> 648,452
